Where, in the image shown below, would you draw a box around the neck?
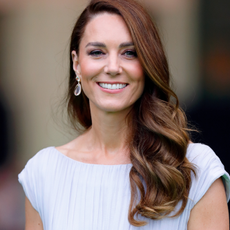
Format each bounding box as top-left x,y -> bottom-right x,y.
83,103 -> 133,159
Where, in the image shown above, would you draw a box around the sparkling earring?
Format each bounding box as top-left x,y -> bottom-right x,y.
74,75 -> 81,96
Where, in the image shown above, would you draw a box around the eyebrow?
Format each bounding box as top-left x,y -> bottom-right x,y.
119,42 -> 134,48
85,42 -> 134,48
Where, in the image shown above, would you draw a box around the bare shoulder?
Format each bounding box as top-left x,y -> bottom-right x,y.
187,178 -> 229,230
25,197 -> 43,230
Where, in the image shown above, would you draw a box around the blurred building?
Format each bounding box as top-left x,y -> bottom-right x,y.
187,0 -> 230,175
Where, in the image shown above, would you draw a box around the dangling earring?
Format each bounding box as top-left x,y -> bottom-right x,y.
74,75 -> 81,96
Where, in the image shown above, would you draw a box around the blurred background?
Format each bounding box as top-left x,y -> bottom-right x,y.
0,0 -> 229,228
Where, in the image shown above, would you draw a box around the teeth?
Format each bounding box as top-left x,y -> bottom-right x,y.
99,83 -> 127,90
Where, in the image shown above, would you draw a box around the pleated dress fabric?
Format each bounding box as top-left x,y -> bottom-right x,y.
18,143 -> 230,230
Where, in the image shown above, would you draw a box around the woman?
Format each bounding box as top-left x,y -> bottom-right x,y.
19,0 -> 230,229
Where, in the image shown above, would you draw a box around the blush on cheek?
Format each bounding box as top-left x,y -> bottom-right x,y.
127,61 -> 144,81
80,62 -> 104,79
136,63 -> 144,76
132,70 -> 144,82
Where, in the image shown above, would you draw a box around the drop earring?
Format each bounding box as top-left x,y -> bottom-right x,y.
74,75 -> 81,96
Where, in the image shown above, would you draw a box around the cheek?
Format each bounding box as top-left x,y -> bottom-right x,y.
79,60 -> 101,95
132,62 -> 145,96
79,61 -> 93,78
80,61 -> 105,83
129,61 -> 145,83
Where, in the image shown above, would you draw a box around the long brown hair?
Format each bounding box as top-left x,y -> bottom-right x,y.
67,0 -> 195,226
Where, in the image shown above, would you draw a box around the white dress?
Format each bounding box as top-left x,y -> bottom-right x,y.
18,143 -> 230,230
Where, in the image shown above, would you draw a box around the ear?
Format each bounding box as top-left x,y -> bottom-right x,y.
71,50 -> 81,75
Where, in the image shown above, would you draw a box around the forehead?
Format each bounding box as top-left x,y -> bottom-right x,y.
80,13 -> 133,45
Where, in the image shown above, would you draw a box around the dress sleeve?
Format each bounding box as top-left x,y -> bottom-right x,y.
18,150 -> 43,212
187,144 -> 230,208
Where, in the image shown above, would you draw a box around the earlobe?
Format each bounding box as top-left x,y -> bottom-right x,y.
71,50 -> 80,74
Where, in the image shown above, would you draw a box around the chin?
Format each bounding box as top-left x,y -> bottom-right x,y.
89,99 -> 135,114
100,104 -> 133,113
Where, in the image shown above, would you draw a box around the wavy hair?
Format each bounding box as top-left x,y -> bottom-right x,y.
67,0 -> 195,226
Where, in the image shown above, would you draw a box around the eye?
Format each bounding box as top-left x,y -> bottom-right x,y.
123,50 -> 137,58
88,50 -> 105,57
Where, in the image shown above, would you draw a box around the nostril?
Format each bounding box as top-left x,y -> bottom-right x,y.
104,65 -> 122,76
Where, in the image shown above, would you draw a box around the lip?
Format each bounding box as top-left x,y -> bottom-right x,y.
96,82 -> 128,94
97,81 -> 128,84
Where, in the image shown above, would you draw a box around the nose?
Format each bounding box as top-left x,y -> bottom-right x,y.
104,53 -> 122,76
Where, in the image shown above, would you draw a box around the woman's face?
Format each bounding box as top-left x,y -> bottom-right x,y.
72,13 -> 145,114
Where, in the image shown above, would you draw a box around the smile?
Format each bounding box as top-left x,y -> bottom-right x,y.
98,83 -> 127,90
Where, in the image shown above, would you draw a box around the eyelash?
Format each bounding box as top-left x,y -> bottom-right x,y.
87,49 -> 137,58
88,50 -> 105,56
123,50 -> 137,58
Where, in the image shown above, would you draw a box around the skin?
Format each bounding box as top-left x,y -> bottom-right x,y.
65,13 -> 145,165
187,178 -> 229,230
25,13 -> 229,229
25,197 -> 43,230
73,13 -> 145,114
